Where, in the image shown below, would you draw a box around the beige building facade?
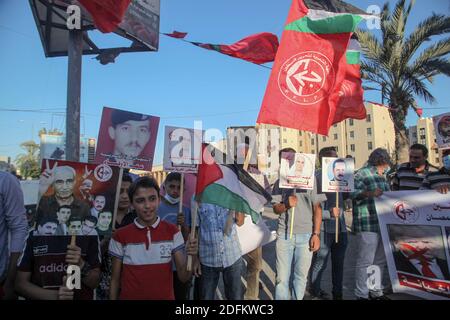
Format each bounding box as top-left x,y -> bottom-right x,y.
408,117 -> 441,167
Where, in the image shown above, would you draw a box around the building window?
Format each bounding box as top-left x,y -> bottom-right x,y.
283,128 -> 287,132
351,144 -> 355,152
312,149 -> 315,154
436,157 -> 440,163
349,119 -> 354,126
299,131 -> 302,136
368,142 -> 373,150
311,139 -> 315,145
366,114 -> 371,122
334,134 -> 338,140
323,136 -> 326,142
350,131 -> 354,138
367,128 -> 372,136
299,141 -> 303,147
283,139 -> 287,143
333,124 -> 337,128
335,146 -> 339,152
413,132 -> 417,139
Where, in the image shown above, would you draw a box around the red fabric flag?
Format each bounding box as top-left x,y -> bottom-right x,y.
78,0 -> 132,33
332,64 -> 367,124
164,31 -> 188,39
192,32 -> 279,65
195,144 -> 223,195
416,108 -> 423,118
256,0 -> 366,135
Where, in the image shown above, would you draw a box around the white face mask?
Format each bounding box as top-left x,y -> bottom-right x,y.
443,155 -> 450,170
164,193 -> 180,205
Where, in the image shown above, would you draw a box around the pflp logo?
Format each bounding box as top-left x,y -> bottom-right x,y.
278,51 -> 334,105
392,201 -> 419,223
94,163 -> 113,182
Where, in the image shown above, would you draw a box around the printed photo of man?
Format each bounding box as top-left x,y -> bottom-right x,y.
389,224 -> 450,280
438,116 -> 450,140
82,216 -> 98,236
67,215 -> 83,236
55,205 -> 71,235
35,217 -> 59,236
96,211 -> 112,237
90,195 -> 106,219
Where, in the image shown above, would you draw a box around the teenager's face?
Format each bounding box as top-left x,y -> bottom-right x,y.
165,180 -> 181,199
110,120 -> 151,158
118,181 -> 131,210
38,222 -> 58,235
94,196 -> 106,211
57,208 -> 71,224
132,187 -> 160,225
409,149 -> 426,168
333,162 -> 346,181
68,221 -> 82,235
82,220 -> 96,235
98,212 -> 112,229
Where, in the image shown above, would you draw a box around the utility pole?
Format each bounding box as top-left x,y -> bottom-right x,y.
65,29 -> 83,162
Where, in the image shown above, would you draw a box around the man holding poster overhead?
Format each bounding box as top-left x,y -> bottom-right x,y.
273,149 -> 325,300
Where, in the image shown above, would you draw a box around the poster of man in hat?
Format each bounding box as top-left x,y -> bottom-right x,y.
95,106 -> 160,170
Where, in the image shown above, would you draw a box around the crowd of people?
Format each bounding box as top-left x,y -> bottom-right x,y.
0,142 -> 449,300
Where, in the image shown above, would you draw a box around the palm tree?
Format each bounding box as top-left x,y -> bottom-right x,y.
356,0 -> 450,163
15,140 -> 40,179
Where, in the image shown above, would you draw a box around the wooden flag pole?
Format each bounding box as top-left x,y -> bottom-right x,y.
187,200 -> 198,271
178,173 -> 185,231
335,191 -> 339,243
112,167 -> 124,232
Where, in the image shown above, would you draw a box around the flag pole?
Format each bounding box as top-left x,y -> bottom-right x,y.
187,200 -> 198,271
112,167 -> 124,232
289,206 -> 295,240
178,173 -> 185,231
335,191 -> 339,243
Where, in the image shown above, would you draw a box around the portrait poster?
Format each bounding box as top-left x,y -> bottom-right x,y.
375,191 -> 450,300
163,126 -> 203,173
433,112 -> 450,149
36,159 -> 121,238
321,157 -> 355,192
95,106 -> 160,171
279,152 -> 316,190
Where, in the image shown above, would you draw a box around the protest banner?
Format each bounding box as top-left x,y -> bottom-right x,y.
321,157 -> 355,193
95,106 -> 160,171
279,152 -> 316,190
37,159 -> 121,238
433,112 -> 450,149
375,190 -> 450,300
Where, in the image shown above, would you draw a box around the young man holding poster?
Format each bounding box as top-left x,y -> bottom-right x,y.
351,148 -> 391,300
109,177 -> 197,300
273,149 -> 325,300
309,147 -> 348,300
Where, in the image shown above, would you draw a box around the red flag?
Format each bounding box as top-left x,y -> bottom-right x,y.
332,64 -> 367,124
192,32 -> 279,65
78,0 -> 132,33
256,0 -> 368,135
415,108 -> 423,117
195,144 -> 223,195
164,31 -> 188,39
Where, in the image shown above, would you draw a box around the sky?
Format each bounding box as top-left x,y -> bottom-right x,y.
0,0 -> 449,165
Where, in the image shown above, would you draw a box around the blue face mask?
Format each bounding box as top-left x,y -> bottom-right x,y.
443,155 -> 450,170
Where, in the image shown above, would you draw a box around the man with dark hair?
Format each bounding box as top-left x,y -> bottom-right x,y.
55,205 -> 71,235
90,195 -> 106,219
330,159 -> 347,184
351,148 -> 391,300
309,147 -> 347,300
35,216 -> 59,236
109,176 -> 197,300
390,144 -> 439,190
108,109 -> 151,165
82,216 -> 98,236
421,148 -> 450,194
67,215 -> 83,236
115,173 -> 135,228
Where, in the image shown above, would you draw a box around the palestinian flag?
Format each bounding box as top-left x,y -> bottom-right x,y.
191,32 -> 279,65
257,0 -> 376,135
195,145 -> 272,223
332,34 -> 367,124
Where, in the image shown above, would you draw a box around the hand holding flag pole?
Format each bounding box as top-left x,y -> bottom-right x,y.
335,192 -> 339,243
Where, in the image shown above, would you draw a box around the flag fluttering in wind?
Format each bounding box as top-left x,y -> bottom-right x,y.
195,144 -> 272,223
78,0 -> 132,33
164,31 -> 188,39
190,32 -> 279,65
257,0 -> 376,135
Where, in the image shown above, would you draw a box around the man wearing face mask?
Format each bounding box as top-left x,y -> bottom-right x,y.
351,148 -> 392,300
158,172 -> 192,300
390,144 -> 439,190
421,148 -> 450,194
